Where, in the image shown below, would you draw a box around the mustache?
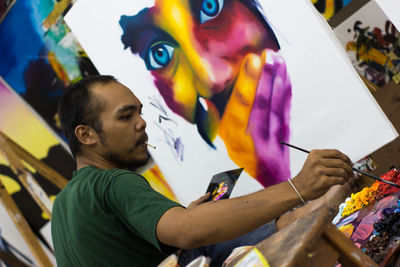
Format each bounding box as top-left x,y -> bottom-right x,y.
136,133 -> 148,146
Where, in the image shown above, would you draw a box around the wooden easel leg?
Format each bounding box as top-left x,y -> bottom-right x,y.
0,179 -> 53,267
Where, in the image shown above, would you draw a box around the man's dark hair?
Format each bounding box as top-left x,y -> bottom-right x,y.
58,75 -> 117,157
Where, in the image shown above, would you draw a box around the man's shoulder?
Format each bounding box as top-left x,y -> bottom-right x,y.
69,166 -> 151,194
107,168 -> 150,187
74,166 -> 142,180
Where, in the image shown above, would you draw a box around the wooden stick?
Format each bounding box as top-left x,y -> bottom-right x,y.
0,131 -> 68,190
0,134 -> 52,218
0,179 -> 52,267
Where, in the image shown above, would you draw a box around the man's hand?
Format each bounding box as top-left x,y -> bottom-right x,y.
291,149 -> 354,201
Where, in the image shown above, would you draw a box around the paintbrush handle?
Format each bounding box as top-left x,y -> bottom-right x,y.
280,141 -> 400,189
352,167 -> 400,188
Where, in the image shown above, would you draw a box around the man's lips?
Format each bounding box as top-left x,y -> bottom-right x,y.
136,133 -> 148,147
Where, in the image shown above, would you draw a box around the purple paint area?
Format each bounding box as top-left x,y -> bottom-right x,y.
248,51 -> 292,187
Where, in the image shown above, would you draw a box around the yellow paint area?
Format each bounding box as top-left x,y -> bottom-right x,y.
142,165 -> 178,202
171,53 -> 202,117
346,42 -> 394,68
42,195 -> 57,220
219,52 -> 265,179
0,174 -> 21,195
155,0 -> 212,88
338,224 -> 354,238
323,0 -> 335,20
0,120 -> 59,167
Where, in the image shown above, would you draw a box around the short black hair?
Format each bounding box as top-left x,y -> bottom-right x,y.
58,75 -> 117,157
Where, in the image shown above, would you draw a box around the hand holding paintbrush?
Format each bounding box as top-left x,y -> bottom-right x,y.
281,141 -> 400,188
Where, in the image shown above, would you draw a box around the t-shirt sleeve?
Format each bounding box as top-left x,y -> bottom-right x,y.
106,171 -> 182,251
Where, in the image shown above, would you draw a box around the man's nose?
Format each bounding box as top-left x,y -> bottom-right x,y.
136,116 -> 147,131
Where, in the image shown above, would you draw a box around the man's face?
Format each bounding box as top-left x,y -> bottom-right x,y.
91,81 -> 149,169
121,0 -> 279,143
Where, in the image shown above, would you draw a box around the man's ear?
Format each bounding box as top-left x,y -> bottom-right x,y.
75,125 -> 98,146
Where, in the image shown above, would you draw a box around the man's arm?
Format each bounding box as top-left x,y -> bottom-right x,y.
156,149 -> 354,249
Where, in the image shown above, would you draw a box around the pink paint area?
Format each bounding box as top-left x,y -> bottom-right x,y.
248,51 -> 292,186
192,0 -> 279,94
0,80 -> 19,126
350,195 -> 397,244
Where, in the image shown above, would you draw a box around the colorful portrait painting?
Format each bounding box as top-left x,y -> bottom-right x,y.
119,0 -> 292,187
65,0 -> 397,205
334,1 -> 400,87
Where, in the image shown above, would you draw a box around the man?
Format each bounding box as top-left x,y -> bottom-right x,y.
52,75 -> 354,266
119,0 -> 292,187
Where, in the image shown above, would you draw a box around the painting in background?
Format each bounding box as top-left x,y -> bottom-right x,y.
334,0 -> 400,87
311,0 -> 353,20
0,0 -> 98,138
0,77 -> 73,265
65,0 -> 397,205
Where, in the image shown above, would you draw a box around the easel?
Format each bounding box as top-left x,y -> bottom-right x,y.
227,206 -> 379,267
0,131 -> 69,266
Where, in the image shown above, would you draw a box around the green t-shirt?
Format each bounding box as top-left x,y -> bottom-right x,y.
51,166 -> 181,267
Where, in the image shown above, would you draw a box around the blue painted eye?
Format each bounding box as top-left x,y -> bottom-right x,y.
200,0 -> 224,23
147,43 -> 175,70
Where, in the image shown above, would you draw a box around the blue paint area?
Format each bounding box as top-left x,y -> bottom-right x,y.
343,0 -> 353,6
0,0 -> 98,135
0,0 -> 53,94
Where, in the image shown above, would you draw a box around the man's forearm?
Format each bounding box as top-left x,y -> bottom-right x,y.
157,180 -> 301,249
157,149 -> 354,249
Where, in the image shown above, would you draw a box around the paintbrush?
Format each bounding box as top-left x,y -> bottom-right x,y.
280,141 -> 400,188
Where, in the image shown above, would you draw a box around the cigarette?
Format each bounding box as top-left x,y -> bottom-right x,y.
144,142 -> 156,149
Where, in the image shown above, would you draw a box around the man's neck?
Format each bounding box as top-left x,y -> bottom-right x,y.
75,151 -> 119,171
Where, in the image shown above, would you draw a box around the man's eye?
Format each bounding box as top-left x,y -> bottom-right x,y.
146,42 -> 175,70
200,0 -> 224,24
120,114 -> 132,120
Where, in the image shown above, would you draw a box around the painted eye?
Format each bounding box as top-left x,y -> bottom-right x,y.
147,43 -> 175,70
200,0 -> 224,23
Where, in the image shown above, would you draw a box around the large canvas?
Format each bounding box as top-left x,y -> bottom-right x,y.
65,0 -> 397,205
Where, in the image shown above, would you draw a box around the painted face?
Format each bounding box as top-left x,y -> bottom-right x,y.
120,0 -> 279,146
92,81 -> 149,169
121,0 -> 292,187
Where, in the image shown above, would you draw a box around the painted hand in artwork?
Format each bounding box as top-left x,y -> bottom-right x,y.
219,50 -> 292,187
